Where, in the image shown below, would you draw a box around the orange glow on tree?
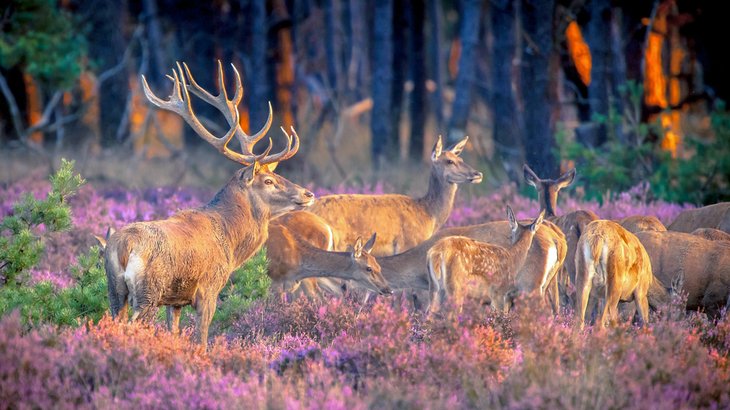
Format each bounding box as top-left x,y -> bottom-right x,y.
22,74 -> 43,143
276,26 -> 295,130
566,21 -> 591,86
129,76 -> 183,158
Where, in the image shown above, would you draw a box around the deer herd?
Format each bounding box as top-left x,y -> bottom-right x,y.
99,62 -> 730,345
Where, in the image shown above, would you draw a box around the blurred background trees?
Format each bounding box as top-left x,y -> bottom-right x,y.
1,0 -> 729,204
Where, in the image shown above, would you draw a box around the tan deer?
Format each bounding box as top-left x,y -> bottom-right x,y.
103,62 -> 314,345
523,164 -> 598,303
427,207 -> 545,313
574,220 -> 669,329
668,202 -> 730,234
304,136 -> 482,256
266,222 -> 391,298
619,215 -> 667,233
635,230 -> 730,316
691,227 -> 730,241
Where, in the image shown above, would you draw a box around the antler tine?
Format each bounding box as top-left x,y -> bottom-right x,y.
241,101 -> 274,153
257,126 -> 300,165
142,64 -> 255,165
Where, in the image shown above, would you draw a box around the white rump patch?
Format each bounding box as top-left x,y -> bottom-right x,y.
540,245 -> 559,295
124,251 -> 145,296
325,224 -> 335,251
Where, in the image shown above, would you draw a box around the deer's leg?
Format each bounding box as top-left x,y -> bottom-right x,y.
634,291 -> 650,327
196,296 -> 217,347
166,306 -> 183,334
601,284 -> 621,329
547,275 -> 560,315
574,259 -> 592,330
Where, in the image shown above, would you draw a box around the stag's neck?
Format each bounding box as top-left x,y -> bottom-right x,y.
204,184 -> 271,267
294,248 -> 353,281
418,170 -> 458,228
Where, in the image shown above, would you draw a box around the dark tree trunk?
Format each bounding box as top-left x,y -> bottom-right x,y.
324,0 -> 340,97
428,0 -> 445,131
610,6 -> 627,143
408,0 -> 427,160
491,0 -> 524,182
521,0 -> 558,178
347,0 -> 368,101
141,0 -> 166,87
586,0 -> 611,146
370,0 -> 395,165
80,0 -> 129,146
447,0 -> 481,145
249,0 -> 270,139
390,0 -> 408,156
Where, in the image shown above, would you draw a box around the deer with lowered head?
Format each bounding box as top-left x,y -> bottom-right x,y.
574,220 -> 669,329
427,207 -> 545,313
103,62 -> 314,345
301,136 -> 482,256
668,202 -> 730,234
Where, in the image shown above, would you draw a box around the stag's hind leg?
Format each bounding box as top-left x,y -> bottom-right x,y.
634,290 -> 650,327
195,294 -> 217,346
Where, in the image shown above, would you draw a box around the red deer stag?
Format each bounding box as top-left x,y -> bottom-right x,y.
303,136 -> 482,256
668,202 -> 730,234
575,221 -> 668,329
427,207 -> 545,313
104,62 -> 314,345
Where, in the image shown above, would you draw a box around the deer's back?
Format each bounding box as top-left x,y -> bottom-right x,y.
636,230 -> 730,312
668,202 -> 730,233
309,193 -> 436,255
619,215 -> 667,234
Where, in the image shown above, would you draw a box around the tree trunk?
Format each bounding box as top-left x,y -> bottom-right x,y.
324,0 -> 340,97
610,6 -> 627,143
428,0 -> 445,131
491,0 -> 524,182
142,0 -> 166,87
390,0 -> 408,157
80,0 -> 129,146
586,0 -> 611,146
447,0 -> 481,145
521,0 -> 558,178
408,0 -> 427,160
370,0 -> 395,166
249,0 -> 270,138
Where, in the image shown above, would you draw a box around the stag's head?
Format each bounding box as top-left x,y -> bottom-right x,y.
523,164 -> 575,217
141,61 -> 314,215
431,136 -> 483,185
346,233 -> 392,295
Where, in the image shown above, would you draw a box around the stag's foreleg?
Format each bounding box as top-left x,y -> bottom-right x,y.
195,294 -> 217,346
166,306 -> 183,334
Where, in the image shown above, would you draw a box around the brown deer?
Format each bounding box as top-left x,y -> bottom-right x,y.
523,164 -> 598,304
691,227 -> 730,241
668,202 -> 730,234
619,215 -> 667,233
266,224 -> 391,298
103,62 -> 314,345
427,207 -> 545,313
635,230 -> 730,316
304,136 -> 482,256
574,220 -> 668,329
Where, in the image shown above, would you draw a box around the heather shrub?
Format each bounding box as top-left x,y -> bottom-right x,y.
0,159 -> 85,286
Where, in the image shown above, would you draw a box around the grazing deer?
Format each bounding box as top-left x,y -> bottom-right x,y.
635,230 -> 730,316
668,202 -> 730,234
523,164 -> 598,304
691,227 -> 730,241
574,220 -> 668,329
427,207 -> 545,313
103,62 -> 314,345
304,136 -> 482,256
619,215 -> 667,233
266,223 -> 391,298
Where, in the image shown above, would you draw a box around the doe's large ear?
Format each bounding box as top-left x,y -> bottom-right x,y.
241,162 -> 261,186
530,210 -> 546,232
352,236 -> 364,258
448,135 -> 469,156
431,135 -> 443,161
523,164 -> 540,187
363,233 -> 377,254
507,206 -> 518,232
555,168 -> 576,189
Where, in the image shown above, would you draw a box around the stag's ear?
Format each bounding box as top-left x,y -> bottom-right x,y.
363,233 -> 377,254
556,168 -> 576,190
241,162 -> 261,186
431,135 -> 443,161
93,234 -> 106,249
523,164 -> 540,187
261,162 -> 278,172
530,210 -> 545,232
448,135 -> 469,156
507,206 -> 518,232
351,236 -> 364,258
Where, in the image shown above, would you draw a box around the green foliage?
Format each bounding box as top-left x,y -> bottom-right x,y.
0,159 -> 85,286
557,81 -> 730,204
212,249 -> 271,330
0,246 -> 108,327
0,0 -> 87,88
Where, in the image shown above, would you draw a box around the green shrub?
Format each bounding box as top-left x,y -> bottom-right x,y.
0,246 -> 108,327
0,159 -> 85,286
212,249 -> 271,331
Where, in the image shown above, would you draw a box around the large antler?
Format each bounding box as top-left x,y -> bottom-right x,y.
141,61 -> 299,166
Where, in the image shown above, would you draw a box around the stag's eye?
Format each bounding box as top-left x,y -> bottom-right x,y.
366,266 -> 373,272
264,179 -> 274,185
446,159 -> 455,165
